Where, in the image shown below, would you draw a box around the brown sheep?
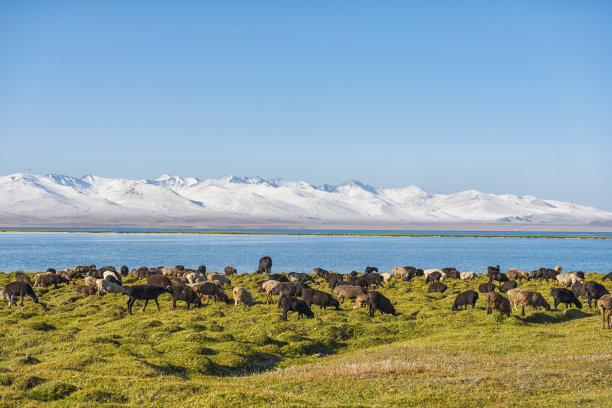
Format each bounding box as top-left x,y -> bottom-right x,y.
147,274 -> 173,287
232,287 -> 254,307
75,285 -> 97,296
486,291 -> 511,318
14,272 -> 32,285
597,294 -> 612,329
507,268 -> 528,281
514,290 -> 551,316
333,285 -> 366,303
192,282 -> 228,303
224,266 -> 237,276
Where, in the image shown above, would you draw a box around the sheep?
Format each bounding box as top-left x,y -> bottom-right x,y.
423,269 -> 443,279
513,290 -> 551,316
288,272 -> 315,283
459,271 -> 477,281
486,265 -> 500,276
14,272 -> 32,285
46,268 -> 56,273
120,265 -> 129,277
452,290 -> 479,311
443,269 -> 461,279
207,273 -> 231,287
364,266 -> 378,274
269,273 -> 289,282
272,282 -> 310,307
261,280 -> 282,304
333,285 -> 366,303
89,269 -> 104,279
360,273 -> 384,288
425,271 -> 442,284
124,285 -> 173,315
507,269 -> 528,281
323,272 -> 343,283
95,279 -> 125,295
329,279 -> 348,290
568,270 -> 585,280
486,291 -> 511,318
541,268 -> 560,282
38,274 -> 71,289
348,271 -> 359,277
602,272 -> 612,282
597,294 -> 612,329
572,281 -> 587,299
233,287 -> 254,307
258,256 -> 272,274
556,274 -> 583,287
380,272 -> 392,283
392,267 -> 408,278
353,293 -> 368,309
103,270 -> 121,285
584,281 -> 610,308
182,272 -> 206,285
191,282 -> 229,304
224,266 -> 237,276
59,269 -> 83,282
554,265 -> 562,273
75,285 -> 97,296
0,289 -> 9,303
364,291 -> 396,317
279,295 -> 314,320
478,282 -> 496,293
507,288 -> 527,312
161,267 -> 180,277
428,282 -> 448,293
314,268 -> 329,278
489,272 -> 509,283
147,274 -> 173,287
196,265 -> 207,275
392,266 -> 421,281
170,282 -> 201,310
550,288 -> 582,309
500,280 -> 518,293
301,288 -> 339,310
33,272 -> 54,287
347,276 -> 370,290
3,282 -> 39,308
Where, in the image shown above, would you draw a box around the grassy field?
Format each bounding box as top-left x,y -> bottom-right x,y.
0,270 -> 610,407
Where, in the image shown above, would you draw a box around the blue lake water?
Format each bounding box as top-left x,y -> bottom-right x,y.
0,232 -> 611,274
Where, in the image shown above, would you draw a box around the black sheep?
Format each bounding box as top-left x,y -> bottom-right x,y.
364,266 -> 378,274
323,273 -> 343,283
541,268 -> 559,282
147,274 -> 173,287
478,282 -> 496,293
170,283 -> 201,310
14,272 -> 32,285
197,265 -> 207,274
550,288 -> 582,309
361,273 -> 384,288
572,281 -> 587,299
486,265 -> 500,277
425,272 -> 442,284
489,272 -> 509,283
602,272 -> 612,282
258,256 -> 272,274
39,274 -> 71,289
568,271 -> 585,280
288,272 -> 315,283
272,282 -> 310,307
313,268 -> 329,278
348,271 -> 359,277
280,296 -> 314,319
347,276 -> 370,290
4,282 -> 39,308
120,265 -> 129,277
269,273 -> 289,283
428,282 -> 448,293
329,280 -> 348,290
584,281 -> 610,308
500,280 -> 518,292
452,290 -> 479,311
125,285 -> 173,315
301,288 -> 340,310
365,291 -> 395,317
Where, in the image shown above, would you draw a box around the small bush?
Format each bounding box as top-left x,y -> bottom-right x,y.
30,321 -> 56,331
27,381 -> 77,401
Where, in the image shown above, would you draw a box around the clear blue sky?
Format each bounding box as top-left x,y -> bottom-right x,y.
1,1 -> 611,210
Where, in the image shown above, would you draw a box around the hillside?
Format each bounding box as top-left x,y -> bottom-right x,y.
1,173 -> 611,229
0,270 -> 610,407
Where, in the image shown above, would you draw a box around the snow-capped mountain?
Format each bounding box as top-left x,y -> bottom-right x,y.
0,173 -> 610,228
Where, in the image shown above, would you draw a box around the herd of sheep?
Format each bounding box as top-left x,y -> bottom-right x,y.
1,258 -> 612,329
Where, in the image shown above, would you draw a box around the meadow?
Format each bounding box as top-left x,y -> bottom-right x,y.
0,270 -> 610,407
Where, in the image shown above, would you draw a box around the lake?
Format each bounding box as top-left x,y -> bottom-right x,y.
0,231 -> 611,274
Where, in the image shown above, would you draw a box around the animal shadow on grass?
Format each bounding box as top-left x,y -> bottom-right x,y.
523,309 -> 592,324
138,360 -> 188,379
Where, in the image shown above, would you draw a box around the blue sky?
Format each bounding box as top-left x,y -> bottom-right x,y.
1,1 -> 611,210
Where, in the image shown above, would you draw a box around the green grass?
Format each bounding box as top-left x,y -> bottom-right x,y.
0,271 -> 610,407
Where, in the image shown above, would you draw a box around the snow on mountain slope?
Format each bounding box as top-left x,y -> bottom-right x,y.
0,173 -> 610,227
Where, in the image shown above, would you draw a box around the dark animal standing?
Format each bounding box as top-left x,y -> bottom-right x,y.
314,268 -> 329,278
584,281 -> 610,308
280,296 -> 314,319
170,283 -> 202,310
288,272 -> 315,283
258,256 -> 272,274
14,272 -> 32,285
486,291 -> 511,317
428,282 -> 448,293
489,272 -> 509,283
602,272 -> 612,282
568,271 -> 585,280
272,282 -> 310,306
541,268 -> 560,282
478,282 -> 496,293
39,274 -> 71,289
500,280 -> 518,292
224,266 -> 237,275
425,272 -> 442,284
364,266 -> 378,274
452,290 -> 479,311
192,282 -> 229,303
147,274 -> 173,287
120,265 -> 129,277
301,288 -> 340,310
550,288 -> 582,309
75,285 -> 97,296
269,273 -> 289,283
124,285 -> 173,315
486,265 -> 500,277
364,291 -> 396,317
572,282 -> 587,299
197,265 -> 207,275
3,282 -> 39,308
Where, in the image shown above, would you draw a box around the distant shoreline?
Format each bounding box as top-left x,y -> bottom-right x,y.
0,229 -> 610,239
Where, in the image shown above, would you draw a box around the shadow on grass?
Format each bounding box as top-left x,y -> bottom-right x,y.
523,309 -> 592,324
138,360 -> 189,379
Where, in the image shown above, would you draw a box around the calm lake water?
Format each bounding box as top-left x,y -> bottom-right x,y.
0,231 -> 611,274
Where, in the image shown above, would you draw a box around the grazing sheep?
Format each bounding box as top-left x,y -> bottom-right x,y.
602,272 -> 612,282
207,273 -> 231,287
452,290 -> 479,311
550,288 -> 582,309
554,265 -> 562,273
47,268 -> 56,273
261,280 -> 282,303
124,285 -> 173,315
423,269 -> 443,279
380,272 -> 392,283
323,272 -> 343,283
568,270 -> 585,280
486,265 -> 500,277
183,272 -> 206,285
425,271 -> 442,284
572,281 -> 587,299
584,281 -> 610,308
364,291 -> 396,317
392,267 -> 408,278
224,266 -> 237,276
500,280 -> 518,292
3,282 -> 39,308
541,268 -> 560,282
269,273 -> 289,283
392,266 -> 421,281
353,293 -> 368,309
59,269 -> 83,282
103,271 -> 121,285
486,291 -> 511,318
507,269 -> 528,281
33,272 -> 54,287
556,273 -> 583,287
258,256 -> 272,274
288,272 -> 315,283
507,288 -> 527,312
364,266 -> 378,274
459,271 -> 477,281
39,274 -> 72,289
347,276 -> 371,290
597,294 -> 612,329
428,282 -> 448,293
333,285 -> 366,303
443,269 -> 461,279
147,274 -> 173,287
329,280 -> 348,290
348,271 -> 359,277
279,295 -> 314,320
14,271 -> 32,285
89,269 -> 104,279
478,282 -> 496,293
233,287 -> 254,307
489,272 -> 509,283
161,267 -> 180,277
360,273 -> 384,288
514,290 -> 551,316
272,282 -> 310,307
170,283 -> 201,310
191,281 -> 229,304
75,285 -> 97,296
301,288 -> 339,310
95,279 -> 125,295
120,265 -> 129,277
84,276 -> 98,287
314,268 -> 329,278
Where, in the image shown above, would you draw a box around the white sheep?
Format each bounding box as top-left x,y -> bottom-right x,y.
459,271 -> 477,281
233,287 -> 254,307
161,267 -> 180,277
103,271 -> 120,281
507,288 -> 527,312
84,276 -> 98,287
183,272 -> 206,285
556,274 -> 583,287
207,273 -> 230,286
423,269 -> 442,278
95,279 -> 125,295
380,272 -> 393,283
0,289 -> 9,302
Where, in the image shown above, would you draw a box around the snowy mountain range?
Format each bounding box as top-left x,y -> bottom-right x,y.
0,173 -> 611,229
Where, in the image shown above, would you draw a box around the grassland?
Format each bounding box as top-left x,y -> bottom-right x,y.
0,271 -> 610,407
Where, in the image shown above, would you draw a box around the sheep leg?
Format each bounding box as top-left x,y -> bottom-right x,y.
127,299 -> 133,315
487,307 -> 492,315
521,306 -> 525,316
142,299 -> 149,312
603,310 -> 606,329
20,294 -> 24,306
154,298 -> 161,311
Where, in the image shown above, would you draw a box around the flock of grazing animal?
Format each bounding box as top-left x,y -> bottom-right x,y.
1,257 -> 612,329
